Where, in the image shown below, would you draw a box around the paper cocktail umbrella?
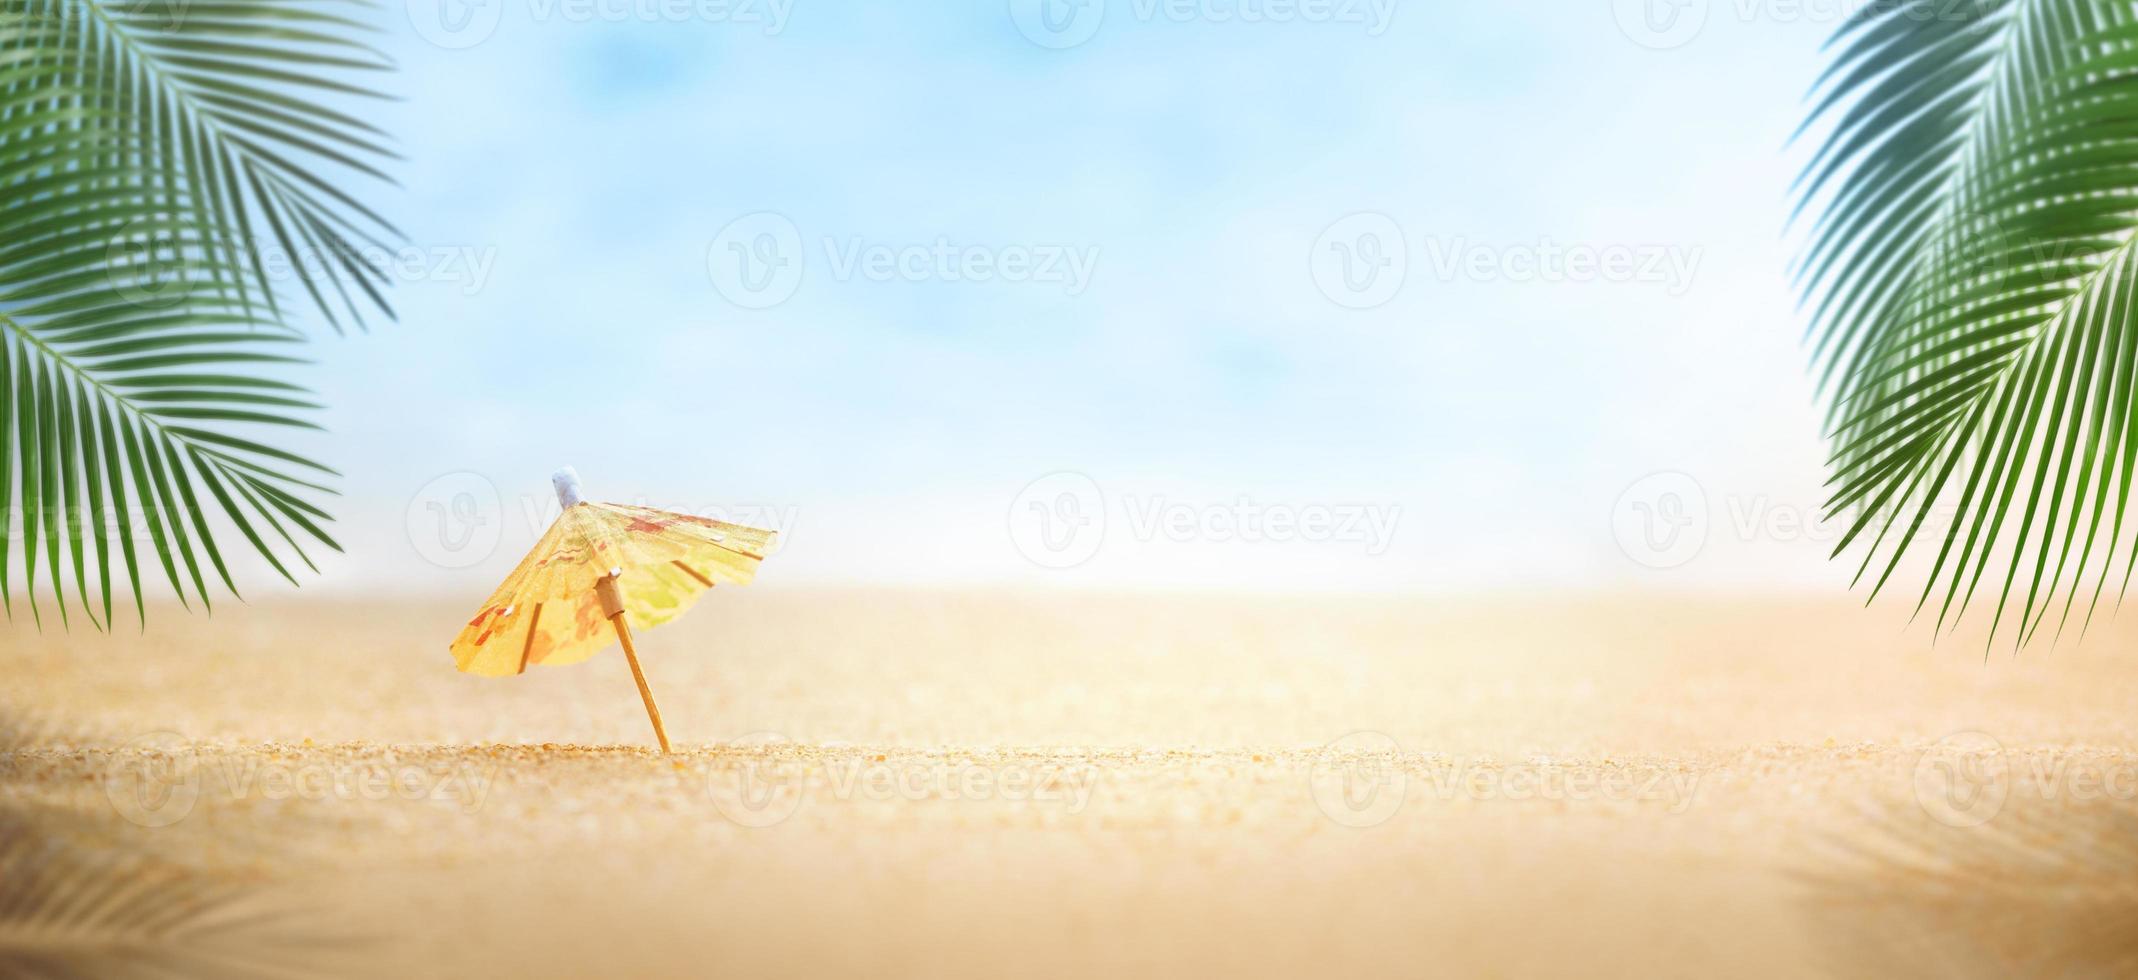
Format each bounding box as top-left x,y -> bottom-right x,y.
448,468 -> 776,752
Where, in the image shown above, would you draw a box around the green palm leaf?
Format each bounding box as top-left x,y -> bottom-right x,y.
1798,0 -> 2138,648
1,0 -> 393,626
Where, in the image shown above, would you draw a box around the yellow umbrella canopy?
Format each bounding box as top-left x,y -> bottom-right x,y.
449,468 -> 776,751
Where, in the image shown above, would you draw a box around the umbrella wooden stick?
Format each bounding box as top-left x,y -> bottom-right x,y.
597,573 -> 672,754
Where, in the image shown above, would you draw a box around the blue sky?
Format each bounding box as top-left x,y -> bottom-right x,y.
260,0 -> 1873,596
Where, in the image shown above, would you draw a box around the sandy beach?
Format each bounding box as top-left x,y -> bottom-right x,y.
6,590 -> 2137,977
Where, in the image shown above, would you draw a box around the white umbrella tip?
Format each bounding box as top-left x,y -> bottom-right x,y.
552,467 -> 585,509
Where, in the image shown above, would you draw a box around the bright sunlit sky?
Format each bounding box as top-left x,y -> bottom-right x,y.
270,0 -> 1867,597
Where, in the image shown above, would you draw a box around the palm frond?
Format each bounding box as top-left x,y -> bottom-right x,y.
1798,0 -> 2138,648
0,0 -> 394,623
4,0 -> 402,333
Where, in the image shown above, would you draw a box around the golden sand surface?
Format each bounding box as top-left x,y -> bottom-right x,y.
4,590 -> 2138,978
